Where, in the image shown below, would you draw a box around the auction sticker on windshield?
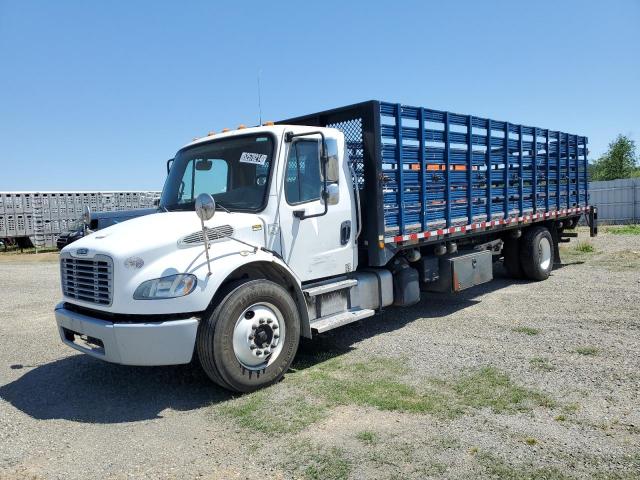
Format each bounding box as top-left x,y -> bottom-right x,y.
239,152 -> 267,166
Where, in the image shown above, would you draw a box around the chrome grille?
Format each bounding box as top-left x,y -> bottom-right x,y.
179,225 -> 234,246
60,254 -> 113,305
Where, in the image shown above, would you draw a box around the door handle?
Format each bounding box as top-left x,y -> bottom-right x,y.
340,221 -> 351,245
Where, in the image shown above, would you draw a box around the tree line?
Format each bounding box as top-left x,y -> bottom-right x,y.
588,135 -> 639,181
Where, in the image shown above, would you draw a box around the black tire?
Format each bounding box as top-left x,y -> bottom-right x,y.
502,237 -> 523,278
519,226 -> 554,281
197,279 -> 300,392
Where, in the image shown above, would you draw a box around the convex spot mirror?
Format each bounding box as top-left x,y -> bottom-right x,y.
82,205 -> 91,226
195,193 -> 216,221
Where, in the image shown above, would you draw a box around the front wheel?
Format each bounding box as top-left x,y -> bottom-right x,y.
197,279 -> 301,392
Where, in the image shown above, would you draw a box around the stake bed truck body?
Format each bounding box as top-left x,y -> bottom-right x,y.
55,100 -> 597,392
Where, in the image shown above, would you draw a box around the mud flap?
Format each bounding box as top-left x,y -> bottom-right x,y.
589,206 -> 598,238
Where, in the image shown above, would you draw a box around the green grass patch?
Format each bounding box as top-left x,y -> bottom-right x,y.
0,246 -> 58,254
575,346 -> 599,356
218,358 -> 556,436
291,358 -> 554,418
530,357 -> 556,372
297,357 -> 460,416
574,241 -> 595,253
284,441 -> 351,480
562,403 -> 580,414
355,430 -> 378,446
592,249 -> 640,271
447,366 -> 555,412
604,224 -> 640,235
217,386 -> 327,434
476,452 -> 573,480
513,326 -> 541,336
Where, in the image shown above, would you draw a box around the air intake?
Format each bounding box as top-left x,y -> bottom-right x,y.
179,225 -> 234,246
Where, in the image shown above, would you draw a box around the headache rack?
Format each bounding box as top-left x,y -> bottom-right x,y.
279,100 -> 589,266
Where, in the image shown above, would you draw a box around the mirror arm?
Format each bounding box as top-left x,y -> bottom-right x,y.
166,158 -> 174,175
199,218 -> 212,277
293,191 -> 329,221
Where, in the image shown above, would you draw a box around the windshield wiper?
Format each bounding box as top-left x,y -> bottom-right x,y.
215,201 -> 232,214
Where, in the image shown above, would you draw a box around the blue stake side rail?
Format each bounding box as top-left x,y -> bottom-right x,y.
279,100 -> 590,267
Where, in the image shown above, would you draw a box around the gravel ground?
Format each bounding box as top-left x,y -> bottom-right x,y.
0,230 -> 639,479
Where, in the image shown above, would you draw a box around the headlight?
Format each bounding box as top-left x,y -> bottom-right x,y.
133,274 -> 197,300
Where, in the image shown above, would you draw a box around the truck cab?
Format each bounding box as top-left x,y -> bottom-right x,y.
55,125 -> 376,392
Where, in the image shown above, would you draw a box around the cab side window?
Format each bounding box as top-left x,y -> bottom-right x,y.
285,139 -> 321,204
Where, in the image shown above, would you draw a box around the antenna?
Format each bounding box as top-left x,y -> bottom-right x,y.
257,68 -> 263,125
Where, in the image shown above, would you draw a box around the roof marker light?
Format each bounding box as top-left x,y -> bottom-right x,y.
222,128 -> 230,132
263,121 -> 274,126
237,124 -> 246,130
207,131 -> 216,136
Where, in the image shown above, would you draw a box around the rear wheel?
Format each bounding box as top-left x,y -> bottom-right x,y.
502,237 -> 523,278
197,279 -> 300,392
519,226 -> 554,281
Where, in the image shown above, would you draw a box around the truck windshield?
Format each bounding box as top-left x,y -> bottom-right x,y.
160,134 -> 274,212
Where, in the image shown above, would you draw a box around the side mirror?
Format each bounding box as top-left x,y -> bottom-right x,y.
325,183 -> 339,205
195,193 -> 216,221
82,205 -> 91,226
325,154 -> 339,184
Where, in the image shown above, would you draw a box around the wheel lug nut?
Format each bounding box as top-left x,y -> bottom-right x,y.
250,345 -> 256,350
266,319 -> 273,324
256,350 -> 262,356
271,343 -> 277,348
272,325 -> 278,330
262,343 -> 268,348
274,334 -> 279,339
248,335 -> 254,340
259,319 -> 265,324
251,325 -> 257,330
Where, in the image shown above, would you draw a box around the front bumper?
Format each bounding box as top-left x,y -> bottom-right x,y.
54,303 -> 199,366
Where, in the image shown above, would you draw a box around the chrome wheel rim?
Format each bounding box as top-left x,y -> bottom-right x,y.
232,302 -> 285,371
539,237 -> 552,270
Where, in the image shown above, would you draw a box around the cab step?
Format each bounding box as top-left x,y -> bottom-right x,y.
303,279 -> 358,297
309,308 -> 375,333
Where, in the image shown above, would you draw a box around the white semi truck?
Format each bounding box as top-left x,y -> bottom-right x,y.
55,100 -> 596,392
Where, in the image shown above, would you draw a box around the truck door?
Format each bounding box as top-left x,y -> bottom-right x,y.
277,131 -> 357,282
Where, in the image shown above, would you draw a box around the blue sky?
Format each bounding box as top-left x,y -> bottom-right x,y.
1,0 -> 638,191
